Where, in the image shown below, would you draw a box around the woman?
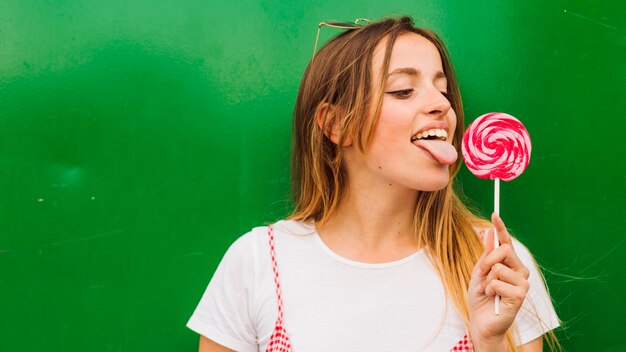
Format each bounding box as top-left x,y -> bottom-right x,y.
188,16 -> 560,351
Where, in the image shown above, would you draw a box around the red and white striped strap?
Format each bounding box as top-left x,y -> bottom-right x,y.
266,225 -> 293,352
267,225 -> 285,324
450,334 -> 474,351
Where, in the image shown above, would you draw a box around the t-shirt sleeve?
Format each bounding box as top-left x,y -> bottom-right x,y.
512,238 -> 560,345
187,232 -> 259,352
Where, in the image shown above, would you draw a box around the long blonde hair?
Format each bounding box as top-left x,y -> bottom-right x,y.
289,16 -> 551,351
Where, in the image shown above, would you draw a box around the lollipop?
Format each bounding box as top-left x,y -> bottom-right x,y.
462,112 -> 531,181
462,112 -> 532,315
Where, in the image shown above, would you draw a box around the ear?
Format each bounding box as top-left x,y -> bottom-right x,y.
315,103 -> 353,147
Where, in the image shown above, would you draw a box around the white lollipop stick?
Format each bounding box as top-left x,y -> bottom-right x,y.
494,178 -> 500,315
462,112 -> 532,316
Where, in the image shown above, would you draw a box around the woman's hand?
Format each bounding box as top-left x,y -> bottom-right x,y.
468,213 -> 530,351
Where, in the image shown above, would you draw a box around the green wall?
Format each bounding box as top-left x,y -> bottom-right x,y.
1,1 -> 624,351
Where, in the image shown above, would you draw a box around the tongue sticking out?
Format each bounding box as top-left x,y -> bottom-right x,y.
413,140 -> 458,165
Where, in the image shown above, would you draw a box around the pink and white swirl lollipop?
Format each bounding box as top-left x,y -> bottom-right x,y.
462,112 -> 532,315
462,112 -> 531,181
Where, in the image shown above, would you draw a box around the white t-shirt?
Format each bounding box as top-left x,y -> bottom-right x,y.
187,220 -> 559,352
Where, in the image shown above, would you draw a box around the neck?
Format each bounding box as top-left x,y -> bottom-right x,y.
316,178 -> 420,263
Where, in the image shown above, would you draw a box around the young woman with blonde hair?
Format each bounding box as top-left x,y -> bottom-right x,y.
188,16 -> 560,352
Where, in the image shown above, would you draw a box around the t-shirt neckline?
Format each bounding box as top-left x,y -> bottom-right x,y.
313,233 -> 424,268
280,219 -> 424,269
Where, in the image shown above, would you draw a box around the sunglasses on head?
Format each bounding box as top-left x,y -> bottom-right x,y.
313,18 -> 370,58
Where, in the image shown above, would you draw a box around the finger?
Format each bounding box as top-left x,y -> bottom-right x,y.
484,279 -> 529,306
478,242 -> 528,277
470,229 -> 496,294
482,263 -> 529,289
484,227 -> 495,252
476,263 -> 527,294
491,212 -> 512,246
473,229 -> 495,279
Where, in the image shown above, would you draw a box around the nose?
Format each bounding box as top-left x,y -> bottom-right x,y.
426,89 -> 451,119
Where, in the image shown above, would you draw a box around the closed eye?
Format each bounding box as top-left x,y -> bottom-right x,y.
386,89 -> 414,99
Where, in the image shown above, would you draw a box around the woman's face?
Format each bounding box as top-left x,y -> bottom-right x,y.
345,32 -> 458,192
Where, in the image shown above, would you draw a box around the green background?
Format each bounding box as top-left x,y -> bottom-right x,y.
1,0 -> 624,351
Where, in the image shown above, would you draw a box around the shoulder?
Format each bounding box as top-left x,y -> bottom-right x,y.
222,219 -> 316,260
218,227 -> 260,267
273,218 -> 317,236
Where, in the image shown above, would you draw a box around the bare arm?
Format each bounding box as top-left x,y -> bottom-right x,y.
517,336 -> 542,352
198,336 -> 235,352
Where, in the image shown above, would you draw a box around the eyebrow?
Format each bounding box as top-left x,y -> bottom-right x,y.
388,67 -> 447,81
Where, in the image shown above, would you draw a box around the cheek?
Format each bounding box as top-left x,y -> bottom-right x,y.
369,124 -> 398,152
448,111 -> 458,139
372,114 -> 409,147
378,103 -> 414,129
367,99 -> 415,151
